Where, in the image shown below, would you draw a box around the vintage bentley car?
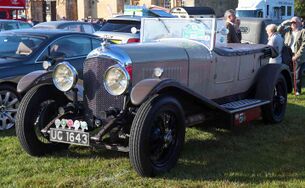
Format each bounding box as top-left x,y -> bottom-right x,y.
15,18 -> 292,177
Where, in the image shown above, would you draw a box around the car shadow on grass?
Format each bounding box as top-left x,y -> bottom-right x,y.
52,144 -> 128,160
163,101 -> 305,183
0,129 -> 16,137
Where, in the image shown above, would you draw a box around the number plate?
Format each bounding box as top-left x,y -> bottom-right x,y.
50,128 -> 89,146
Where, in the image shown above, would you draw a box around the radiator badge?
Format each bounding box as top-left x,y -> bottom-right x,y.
153,67 -> 164,78
54,119 -> 88,132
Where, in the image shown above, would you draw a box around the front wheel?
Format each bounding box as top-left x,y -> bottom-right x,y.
129,95 -> 185,177
16,85 -> 69,156
261,74 -> 288,123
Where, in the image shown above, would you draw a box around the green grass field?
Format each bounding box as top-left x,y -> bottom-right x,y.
1,93 -> 305,188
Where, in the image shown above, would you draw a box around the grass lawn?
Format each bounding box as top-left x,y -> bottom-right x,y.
1,93 -> 305,187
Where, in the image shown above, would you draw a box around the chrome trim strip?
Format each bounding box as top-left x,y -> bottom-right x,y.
87,45 -> 132,67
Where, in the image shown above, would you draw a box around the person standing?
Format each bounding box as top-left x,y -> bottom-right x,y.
266,24 -> 284,64
224,9 -> 241,43
235,18 -> 242,42
278,16 -> 305,95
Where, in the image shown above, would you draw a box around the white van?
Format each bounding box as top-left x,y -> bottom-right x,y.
236,0 -> 294,20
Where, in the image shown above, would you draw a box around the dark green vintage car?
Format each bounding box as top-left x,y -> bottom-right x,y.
15,18 -> 292,177
239,17 -> 283,44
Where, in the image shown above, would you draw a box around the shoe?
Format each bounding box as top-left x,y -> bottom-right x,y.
296,92 -> 300,96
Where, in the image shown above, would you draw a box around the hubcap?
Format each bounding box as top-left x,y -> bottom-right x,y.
0,90 -> 19,130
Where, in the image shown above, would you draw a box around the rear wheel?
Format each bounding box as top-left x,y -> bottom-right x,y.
129,95 -> 185,177
16,85 -> 69,156
261,74 -> 288,123
0,84 -> 20,130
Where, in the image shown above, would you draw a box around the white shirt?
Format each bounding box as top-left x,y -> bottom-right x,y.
267,33 -> 284,64
291,30 -> 299,53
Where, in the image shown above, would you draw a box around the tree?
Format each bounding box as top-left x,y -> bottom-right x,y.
295,0 -> 305,18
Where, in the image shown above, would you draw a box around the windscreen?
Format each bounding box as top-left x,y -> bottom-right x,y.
141,18 -> 216,50
0,34 -> 45,59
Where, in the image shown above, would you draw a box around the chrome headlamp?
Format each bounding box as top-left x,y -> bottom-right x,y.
53,62 -> 78,92
104,65 -> 130,96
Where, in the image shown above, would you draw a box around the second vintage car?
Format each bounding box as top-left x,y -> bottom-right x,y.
15,18 -> 292,177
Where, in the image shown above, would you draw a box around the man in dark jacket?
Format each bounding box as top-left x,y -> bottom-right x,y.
225,9 -> 241,43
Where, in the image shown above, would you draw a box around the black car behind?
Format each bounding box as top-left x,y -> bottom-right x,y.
0,29 -> 103,130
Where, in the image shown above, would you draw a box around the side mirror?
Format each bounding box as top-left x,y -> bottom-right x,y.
42,60 -> 52,70
131,27 -> 139,34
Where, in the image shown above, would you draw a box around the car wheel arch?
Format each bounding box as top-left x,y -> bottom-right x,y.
0,81 -> 18,90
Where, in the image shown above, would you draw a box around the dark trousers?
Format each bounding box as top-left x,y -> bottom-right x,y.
295,62 -> 305,93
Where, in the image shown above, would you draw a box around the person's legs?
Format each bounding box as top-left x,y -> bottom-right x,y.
295,62 -> 305,94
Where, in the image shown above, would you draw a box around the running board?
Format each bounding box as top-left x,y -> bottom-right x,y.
221,99 -> 270,114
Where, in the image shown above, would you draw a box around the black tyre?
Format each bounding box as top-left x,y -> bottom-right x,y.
0,84 -> 21,130
260,74 -> 288,123
129,95 -> 185,177
16,85 -> 69,156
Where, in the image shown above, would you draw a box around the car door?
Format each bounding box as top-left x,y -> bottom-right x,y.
37,35 -> 102,79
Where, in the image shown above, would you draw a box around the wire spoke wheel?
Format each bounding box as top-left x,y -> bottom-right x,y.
16,85 -> 69,156
272,79 -> 286,117
150,111 -> 177,166
129,95 -> 185,177
259,74 -> 288,123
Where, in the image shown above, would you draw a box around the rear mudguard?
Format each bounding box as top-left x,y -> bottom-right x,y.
130,78 -> 228,113
17,70 -> 53,94
255,64 -> 292,100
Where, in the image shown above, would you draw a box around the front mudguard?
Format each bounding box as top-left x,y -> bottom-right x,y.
17,70 -> 83,101
130,78 -> 227,112
17,70 -> 53,94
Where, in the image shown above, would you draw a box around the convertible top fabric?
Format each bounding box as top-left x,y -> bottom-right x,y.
214,43 -> 269,56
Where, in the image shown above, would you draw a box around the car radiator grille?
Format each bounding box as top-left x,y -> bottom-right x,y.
83,57 -> 124,121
